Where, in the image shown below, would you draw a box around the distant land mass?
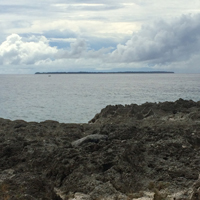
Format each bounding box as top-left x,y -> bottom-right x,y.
35,71 -> 174,74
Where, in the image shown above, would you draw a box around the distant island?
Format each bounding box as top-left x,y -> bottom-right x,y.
35,71 -> 174,74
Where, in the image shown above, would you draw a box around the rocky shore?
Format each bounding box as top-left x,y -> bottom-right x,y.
0,99 -> 200,200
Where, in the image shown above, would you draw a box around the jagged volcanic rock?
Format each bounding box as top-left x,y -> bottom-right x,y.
0,99 -> 200,199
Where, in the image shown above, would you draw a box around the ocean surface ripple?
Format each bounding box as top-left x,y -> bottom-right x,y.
0,74 -> 200,123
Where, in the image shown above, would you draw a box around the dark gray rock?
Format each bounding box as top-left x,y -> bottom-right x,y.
0,99 -> 200,199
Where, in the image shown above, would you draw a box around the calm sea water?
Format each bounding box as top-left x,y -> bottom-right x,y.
0,74 -> 200,123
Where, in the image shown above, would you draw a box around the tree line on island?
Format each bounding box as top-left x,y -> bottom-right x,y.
35,71 -> 174,74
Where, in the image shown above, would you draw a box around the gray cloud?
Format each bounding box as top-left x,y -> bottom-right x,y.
109,14 -> 200,65
0,5 -> 36,13
65,4 -> 123,12
0,1 -> 124,17
69,39 -> 87,57
43,29 -> 77,40
56,38 -> 110,59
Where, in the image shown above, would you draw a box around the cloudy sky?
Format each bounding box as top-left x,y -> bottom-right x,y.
0,0 -> 200,74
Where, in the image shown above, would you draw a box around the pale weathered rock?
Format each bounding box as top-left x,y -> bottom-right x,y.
71,134 -> 108,147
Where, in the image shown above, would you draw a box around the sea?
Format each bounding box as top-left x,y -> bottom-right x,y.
0,73 -> 200,123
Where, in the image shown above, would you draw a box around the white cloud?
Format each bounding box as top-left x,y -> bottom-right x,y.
0,34 -> 108,66
0,34 -> 58,65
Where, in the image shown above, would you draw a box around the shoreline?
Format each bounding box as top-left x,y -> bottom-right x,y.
0,99 -> 199,199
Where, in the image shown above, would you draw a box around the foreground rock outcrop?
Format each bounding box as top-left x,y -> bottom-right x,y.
0,99 -> 200,199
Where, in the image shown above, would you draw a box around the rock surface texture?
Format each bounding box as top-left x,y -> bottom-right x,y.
0,99 -> 200,199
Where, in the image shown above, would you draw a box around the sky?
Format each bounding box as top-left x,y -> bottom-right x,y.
0,0 -> 200,74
